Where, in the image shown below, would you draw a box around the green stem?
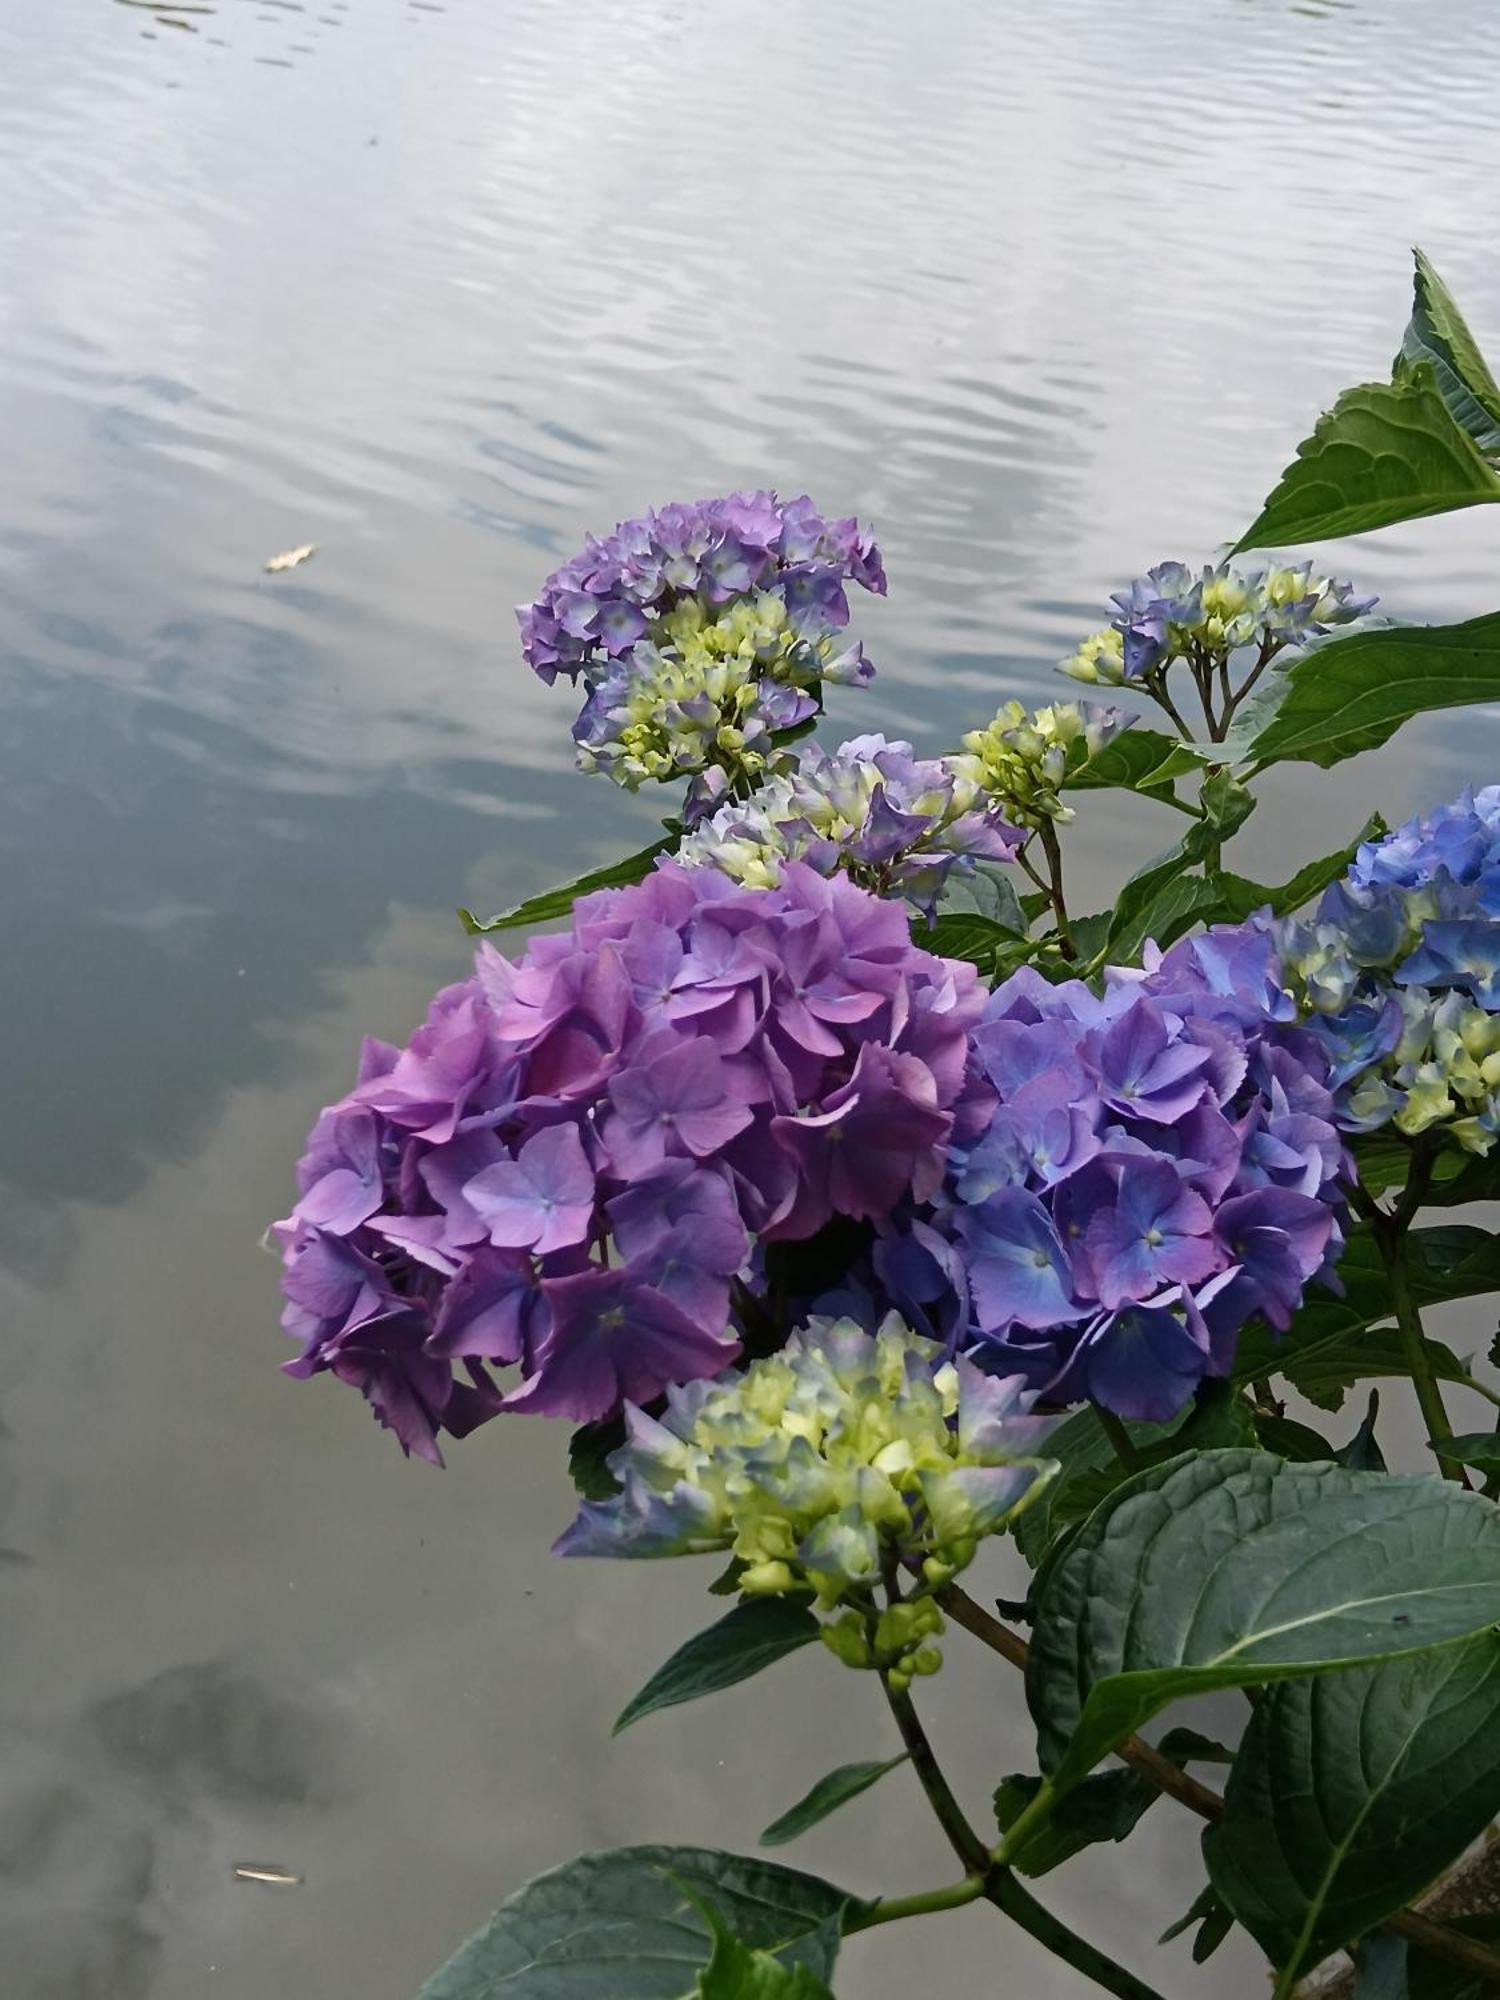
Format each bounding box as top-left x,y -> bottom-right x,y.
1375,1215 -> 1464,1483
881,1673 -> 991,1876
1141,669 -> 1195,741
985,1870 -> 1167,2000
844,1875 -> 985,1932
881,1632 -> 1165,1997
1096,1407 -> 1142,1473
992,1778 -> 1057,1866
1036,817 -> 1075,959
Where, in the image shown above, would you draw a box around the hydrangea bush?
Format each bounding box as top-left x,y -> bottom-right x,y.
276,255 -> 1500,2000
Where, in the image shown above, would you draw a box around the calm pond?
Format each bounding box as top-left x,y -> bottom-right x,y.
4,2 -> 1500,1994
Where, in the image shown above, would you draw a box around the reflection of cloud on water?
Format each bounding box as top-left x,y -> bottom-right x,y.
92,1658 -> 350,1810
0,1657 -> 351,1998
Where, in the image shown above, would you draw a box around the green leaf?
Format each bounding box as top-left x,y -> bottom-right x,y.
1064,729 -> 1204,808
1170,1380 -> 1258,1454
415,1846 -> 854,1999
1107,874 -> 1229,963
1213,814 -> 1387,920
1277,1325 -> 1475,1416
1159,1883 -> 1235,1963
1104,780 -> 1254,957
459,837 -> 675,935
1253,1413 -> 1338,1462
993,1768 -> 1158,1876
1234,364 -> 1500,553
1156,1726 -> 1234,1766
1433,1430 -> 1500,1475
1335,1391 -> 1386,1471
922,911 -> 1022,973
933,860 -> 1028,933
1243,611 -> 1500,773
1233,1222 -> 1500,1410
568,1417 -> 625,1501
1026,1449 -> 1500,1791
1205,1632 -> 1500,1986
1013,1405 -> 1190,1567
1401,248 -> 1500,455
614,1600 -> 820,1735
758,1757 -> 909,1848
696,1909 -> 837,1998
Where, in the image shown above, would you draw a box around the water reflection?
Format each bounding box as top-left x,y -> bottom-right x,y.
6,0 -> 1500,1992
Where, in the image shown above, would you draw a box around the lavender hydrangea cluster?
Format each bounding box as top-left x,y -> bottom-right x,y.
875,926 -> 1349,1422
557,1313 -> 1056,1681
276,862 -> 986,1459
518,492 -> 885,685
1061,558 -> 1375,685
677,732 -> 1022,913
1278,788 -> 1500,1151
518,494 -> 886,814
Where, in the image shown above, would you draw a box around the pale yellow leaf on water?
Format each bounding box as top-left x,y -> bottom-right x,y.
233,1865 -> 304,1886
263,544 -> 316,574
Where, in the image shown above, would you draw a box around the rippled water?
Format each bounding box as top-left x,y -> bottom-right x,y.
5,3 -> 1500,1994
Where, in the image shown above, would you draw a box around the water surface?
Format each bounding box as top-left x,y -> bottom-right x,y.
5,3 -> 1500,1993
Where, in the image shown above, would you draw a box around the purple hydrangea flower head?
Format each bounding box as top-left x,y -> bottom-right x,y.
518,495 -> 884,808
275,861 -> 986,1454
518,491 -> 884,686
1277,788 -> 1500,1153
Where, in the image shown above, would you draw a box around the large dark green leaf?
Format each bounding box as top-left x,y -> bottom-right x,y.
459,837 -> 675,935
416,1846 -> 855,1999
1241,611 -> 1500,773
1026,1450 -> 1500,1790
1213,814 -> 1385,920
1401,249 -> 1500,455
1234,364 -> 1500,553
615,1600 -> 820,1735
759,1757 -> 908,1848
1205,1633 -> 1500,1987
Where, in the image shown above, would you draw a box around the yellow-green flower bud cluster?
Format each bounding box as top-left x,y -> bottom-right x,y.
951,699 -> 1129,829
570,591 -> 869,794
1057,627 -> 1126,687
555,1315 -> 1057,1665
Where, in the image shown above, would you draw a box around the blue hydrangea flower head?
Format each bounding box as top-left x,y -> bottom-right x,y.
1278,788 -> 1500,1154
871,925 -> 1349,1423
